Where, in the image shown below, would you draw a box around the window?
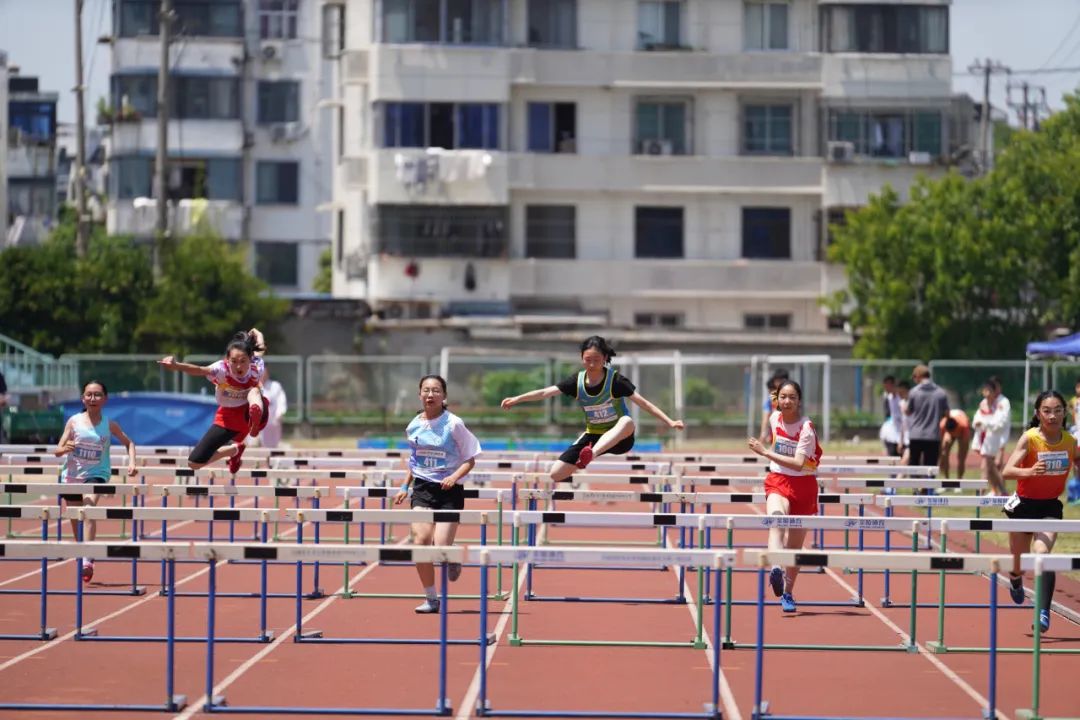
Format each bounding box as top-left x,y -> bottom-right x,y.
525,205 -> 575,258
111,156 -> 153,199
375,205 -> 508,257
527,102 -> 576,153
826,109 -> 944,159
634,99 -> 690,155
743,104 -> 792,155
8,181 -> 55,217
382,102 -> 501,149
256,161 -> 300,204
635,206 -> 683,258
173,77 -> 240,119
259,0 -> 299,39
528,0 -> 577,48
257,81 -> 300,124
742,207 -> 790,259
638,1 -> 682,49
744,313 -> 791,331
322,2 -> 345,57
635,312 -> 684,328
112,75 -> 157,117
744,1 -> 788,50
117,1 -> 243,37
255,241 -> 299,286
822,5 -> 948,54
382,0 -> 503,44
8,102 -> 56,141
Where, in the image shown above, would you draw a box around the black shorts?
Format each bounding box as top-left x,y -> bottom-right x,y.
907,439 -> 940,467
61,476 -> 108,502
190,424 -> 243,465
1003,496 -> 1063,521
410,481 -> 465,511
558,432 -> 635,465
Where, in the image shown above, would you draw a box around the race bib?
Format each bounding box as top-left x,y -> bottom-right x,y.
773,437 -> 798,458
583,402 -> 616,425
1037,450 -> 1069,474
73,442 -> 103,463
416,448 -> 447,469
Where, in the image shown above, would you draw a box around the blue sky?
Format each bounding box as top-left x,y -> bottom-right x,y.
1,0 -> 1078,124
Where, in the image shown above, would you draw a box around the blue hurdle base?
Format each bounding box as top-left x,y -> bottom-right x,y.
77,629 -> 274,644
205,697 -> 453,716
524,593 -> 685,604
477,707 -> 720,719
294,630 -> 496,646
0,587 -> 146,597
0,697 -> 186,713
0,628 -> 56,641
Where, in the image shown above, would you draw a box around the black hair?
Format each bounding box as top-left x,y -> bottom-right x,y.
225,330 -> 266,358
1029,390 -> 1067,429
418,374 -> 449,411
81,380 -> 108,397
771,379 -> 803,410
898,380 -> 912,390
944,417 -> 958,432
984,375 -> 1002,393
883,375 -> 896,384
579,336 -> 616,364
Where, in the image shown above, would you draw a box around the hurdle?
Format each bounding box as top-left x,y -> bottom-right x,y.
674,462 -> 938,478
475,545 -> 733,718
1016,554 -> 1080,720
200,543 -> 470,716
283,507 -> 498,645
0,482 -> 146,596
0,506 -> 58,641
0,540 -> 188,713
919,518 -> 1080,656
334,486 -> 511,599
745,549 -> 1012,720
879,493 -> 1009,554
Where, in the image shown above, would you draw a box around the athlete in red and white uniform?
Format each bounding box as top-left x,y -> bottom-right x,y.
748,379 -> 823,613
158,328 -> 269,473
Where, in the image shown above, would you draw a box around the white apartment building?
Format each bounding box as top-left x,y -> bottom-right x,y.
329,0 -> 967,344
5,70 -> 60,247
106,0 -> 334,294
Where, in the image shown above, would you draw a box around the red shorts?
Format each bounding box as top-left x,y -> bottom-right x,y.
764,471 -> 819,516
214,397 -> 270,435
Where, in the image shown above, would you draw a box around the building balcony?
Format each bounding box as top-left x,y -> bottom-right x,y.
113,37 -> 241,75
370,148 -> 509,204
364,45 -> 822,100
368,255 -> 510,305
509,258 -> 836,301
6,144 -> 55,179
107,198 -> 243,239
509,154 -> 823,195
109,119 -> 243,155
821,54 -> 952,99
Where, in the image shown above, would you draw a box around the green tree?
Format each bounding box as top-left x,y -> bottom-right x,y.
313,246 -> 332,294
829,92 -> 1080,358
479,369 -> 547,407
134,231 -> 289,355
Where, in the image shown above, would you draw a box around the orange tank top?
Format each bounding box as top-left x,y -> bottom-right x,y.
1016,427 -> 1075,500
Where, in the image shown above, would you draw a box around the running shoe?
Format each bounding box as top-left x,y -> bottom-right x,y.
414,598 -> 440,614
1034,609 -> 1050,633
780,592 -> 797,613
228,443 -> 246,474
81,560 -> 94,583
769,566 -> 784,598
448,562 -> 463,582
575,443 -> 594,470
1009,576 -> 1026,605
248,402 -> 263,438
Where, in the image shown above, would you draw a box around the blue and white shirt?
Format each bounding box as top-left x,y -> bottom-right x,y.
406,410 -> 482,485
61,413 -> 112,482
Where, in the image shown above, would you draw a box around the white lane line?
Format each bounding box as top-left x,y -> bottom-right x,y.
172,538 -> 404,720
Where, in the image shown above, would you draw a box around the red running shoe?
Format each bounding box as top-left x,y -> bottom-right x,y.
228,443 -> 246,474
248,402 -> 263,438
81,560 -> 94,583
575,443 -> 594,470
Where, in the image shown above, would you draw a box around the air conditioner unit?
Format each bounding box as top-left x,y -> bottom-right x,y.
261,42 -> 281,62
641,138 -> 674,156
826,141 -> 855,164
269,122 -> 301,143
908,150 -> 933,165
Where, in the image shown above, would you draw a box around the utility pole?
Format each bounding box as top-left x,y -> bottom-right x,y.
73,0 -> 89,258
968,58 -> 1009,175
1007,80 -> 1048,131
154,0 -> 173,277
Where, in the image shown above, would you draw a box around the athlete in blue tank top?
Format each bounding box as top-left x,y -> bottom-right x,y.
53,381 -> 138,583
500,336 -> 684,482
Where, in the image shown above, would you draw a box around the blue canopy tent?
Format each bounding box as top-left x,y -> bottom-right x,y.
1024,332 -> 1080,408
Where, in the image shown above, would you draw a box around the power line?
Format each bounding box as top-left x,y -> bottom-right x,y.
1036,7 -> 1080,70
953,66 -> 1080,76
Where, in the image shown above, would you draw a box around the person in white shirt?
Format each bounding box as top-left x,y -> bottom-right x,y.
253,371 -> 288,449
971,376 -> 1010,495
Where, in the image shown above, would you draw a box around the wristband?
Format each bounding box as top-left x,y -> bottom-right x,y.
401,485 -> 411,494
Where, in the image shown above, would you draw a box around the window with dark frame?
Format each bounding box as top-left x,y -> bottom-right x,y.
383,102 -> 500,149
743,103 -> 793,155
527,102 -> 577,153
527,0 -> 577,47
255,241 -> 299,286
821,4 -> 948,54
525,205 -> 576,258
375,205 -> 509,257
259,0 -> 299,39
256,161 -> 300,204
383,0 -> 504,44
744,1 -> 789,50
257,81 -> 300,124
741,207 -> 791,259
744,313 -> 791,331
635,206 -> 684,258
634,99 -> 690,154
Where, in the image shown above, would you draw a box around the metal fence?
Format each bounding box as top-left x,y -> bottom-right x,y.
14,352 -> 1080,441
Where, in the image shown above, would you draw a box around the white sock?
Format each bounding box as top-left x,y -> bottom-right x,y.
424,585 -> 437,601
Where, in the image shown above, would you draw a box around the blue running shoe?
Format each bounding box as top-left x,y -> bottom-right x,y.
769,567 -> 784,597
1034,609 -> 1050,633
780,593 -> 797,613
1009,577 -> 1025,605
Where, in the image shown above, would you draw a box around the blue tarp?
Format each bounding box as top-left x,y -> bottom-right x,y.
56,392 -> 217,446
1026,332 -> 1080,358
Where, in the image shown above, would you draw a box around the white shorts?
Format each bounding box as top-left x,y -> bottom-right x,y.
972,429 -> 1008,458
